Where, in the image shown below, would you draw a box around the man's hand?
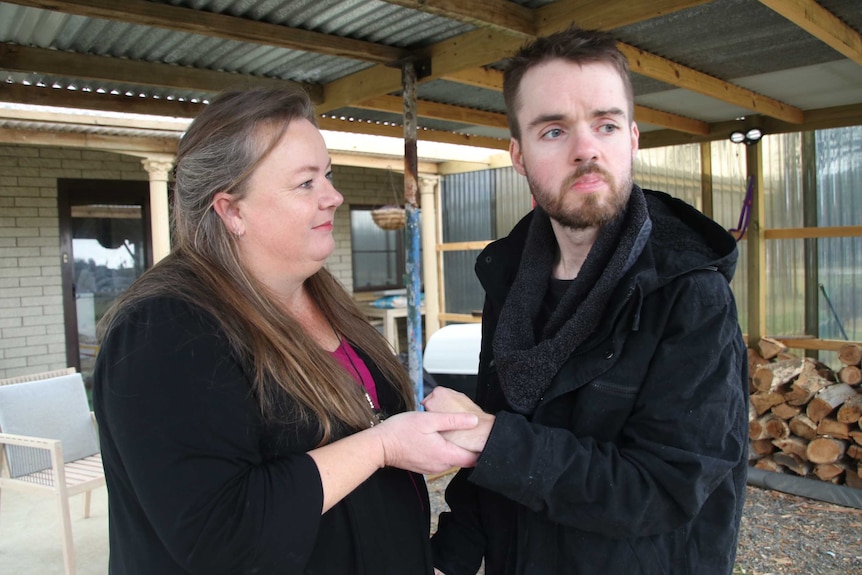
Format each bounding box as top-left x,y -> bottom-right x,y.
422,387 -> 494,456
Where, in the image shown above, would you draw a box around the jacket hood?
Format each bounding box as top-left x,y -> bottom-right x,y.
476,186 -> 739,298
643,188 -> 738,284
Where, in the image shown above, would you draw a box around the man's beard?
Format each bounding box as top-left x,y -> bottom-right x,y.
528,162 -> 632,230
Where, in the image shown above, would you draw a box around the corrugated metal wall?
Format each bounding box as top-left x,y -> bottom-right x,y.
816,126 -> 862,345
762,132 -> 805,338
440,171 -> 495,315
634,143 -> 702,210
493,168 -> 533,237
439,167 -> 532,315
440,127 -> 860,368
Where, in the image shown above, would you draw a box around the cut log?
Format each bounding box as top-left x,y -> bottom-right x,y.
773,451 -> 812,476
749,415 -> 772,440
845,468 -> 862,490
765,417 -> 790,439
850,430 -> 862,446
751,391 -> 786,415
839,365 -> 862,386
771,436 -> 809,460
807,383 -> 858,423
751,358 -> 803,393
848,444 -> 862,461
813,462 -> 846,482
754,457 -> 783,473
816,417 -> 851,440
788,414 -> 818,441
837,393 -> 862,424
771,403 -> 801,420
806,437 -> 849,464
748,347 -> 771,376
784,359 -> 832,406
750,438 -> 776,460
838,343 -> 862,367
756,337 -> 788,360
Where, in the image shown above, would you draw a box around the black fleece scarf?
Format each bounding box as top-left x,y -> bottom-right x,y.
493,185 -> 651,414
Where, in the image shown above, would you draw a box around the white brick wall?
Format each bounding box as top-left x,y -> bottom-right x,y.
0,147 -> 404,379
0,145 -> 147,379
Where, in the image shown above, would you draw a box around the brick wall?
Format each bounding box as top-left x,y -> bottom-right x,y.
0,146 -> 402,379
0,145 -> 147,379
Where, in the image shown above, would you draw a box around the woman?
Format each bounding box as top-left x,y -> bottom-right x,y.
93,87 -> 478,575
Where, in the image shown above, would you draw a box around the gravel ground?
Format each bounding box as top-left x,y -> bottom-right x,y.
427,471 -> 862,575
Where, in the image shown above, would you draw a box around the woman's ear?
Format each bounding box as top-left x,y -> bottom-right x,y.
212,192 -> 245,237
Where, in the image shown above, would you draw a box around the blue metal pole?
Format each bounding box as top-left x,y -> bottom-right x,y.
405,205 -> 423,408
401,60 -> 423,409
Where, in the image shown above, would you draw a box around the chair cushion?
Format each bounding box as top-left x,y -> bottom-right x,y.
0,373 -> 99,477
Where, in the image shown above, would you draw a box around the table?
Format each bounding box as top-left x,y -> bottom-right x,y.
359,304 -> 425,353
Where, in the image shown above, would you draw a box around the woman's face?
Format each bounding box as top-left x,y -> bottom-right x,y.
216,119 -> 344,291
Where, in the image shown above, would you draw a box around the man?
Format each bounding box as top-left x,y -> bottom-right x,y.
423,26 -> 748,575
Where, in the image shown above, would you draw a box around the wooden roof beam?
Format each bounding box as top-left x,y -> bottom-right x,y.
442,67 -> 709,135
324,0 -> 801,123
384,0 -> 536,37
0,125 -> 178,154
317,115 -> 508,150
758,0 -> 862,67
355,95 -> 509,130
0,82 -> 205,117
617,43 -> 805,124
2,0 -> 407,64
535,0 -> 712,34
0,44 -> 321,102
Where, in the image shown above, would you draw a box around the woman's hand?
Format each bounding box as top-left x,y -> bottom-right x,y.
422,387 -> 495,456
309,410 -> 478,513
371,411 -> 480,474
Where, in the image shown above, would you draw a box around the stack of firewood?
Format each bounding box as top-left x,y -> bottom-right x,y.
748,337 -> 862,489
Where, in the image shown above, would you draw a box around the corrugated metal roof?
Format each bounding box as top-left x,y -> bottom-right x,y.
0,0 -> 860,148
0,116 -> 182,139
615,0 -> 859,82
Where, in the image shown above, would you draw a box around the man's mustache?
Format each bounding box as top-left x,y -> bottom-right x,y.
561,163 -> 612,190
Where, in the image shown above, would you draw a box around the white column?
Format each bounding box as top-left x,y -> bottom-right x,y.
419,175 -> 441,340
141,158 -> 173,263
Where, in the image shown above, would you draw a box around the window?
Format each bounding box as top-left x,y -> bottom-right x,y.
350,207 -> 404,291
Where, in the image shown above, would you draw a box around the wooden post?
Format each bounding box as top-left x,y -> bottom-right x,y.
141,158 -> 173,263
419,175 -> 441,340
746,142 -> 767,344
699,141 -> 713,218
801,131 -> 820,359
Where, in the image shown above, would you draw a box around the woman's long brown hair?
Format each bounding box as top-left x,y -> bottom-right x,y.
98,88 -> 414,445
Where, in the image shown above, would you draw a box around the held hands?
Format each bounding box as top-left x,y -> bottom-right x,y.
422,387 -> 495,456
371,411 -> 480,474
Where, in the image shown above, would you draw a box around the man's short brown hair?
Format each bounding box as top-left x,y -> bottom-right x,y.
503,26 -> 634,140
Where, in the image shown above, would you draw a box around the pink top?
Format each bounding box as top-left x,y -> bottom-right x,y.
331,339 -> 380,409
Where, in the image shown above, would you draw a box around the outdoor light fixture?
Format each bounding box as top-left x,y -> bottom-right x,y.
729,127 -> 763,145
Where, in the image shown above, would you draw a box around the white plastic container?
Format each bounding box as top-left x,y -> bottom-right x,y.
423,323 -> 482,398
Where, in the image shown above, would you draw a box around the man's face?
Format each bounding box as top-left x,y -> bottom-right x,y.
509,59 -> 639,230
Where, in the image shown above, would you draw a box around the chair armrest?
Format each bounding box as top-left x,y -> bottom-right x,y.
0,432 -> 60,451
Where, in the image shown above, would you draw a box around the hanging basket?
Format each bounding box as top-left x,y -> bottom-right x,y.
371,205 -> 406,230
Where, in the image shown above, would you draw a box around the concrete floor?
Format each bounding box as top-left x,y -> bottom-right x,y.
0,486 -> 108,575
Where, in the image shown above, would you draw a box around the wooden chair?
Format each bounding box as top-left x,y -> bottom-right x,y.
0,367 -> 77,386
0,372 -> 105,575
